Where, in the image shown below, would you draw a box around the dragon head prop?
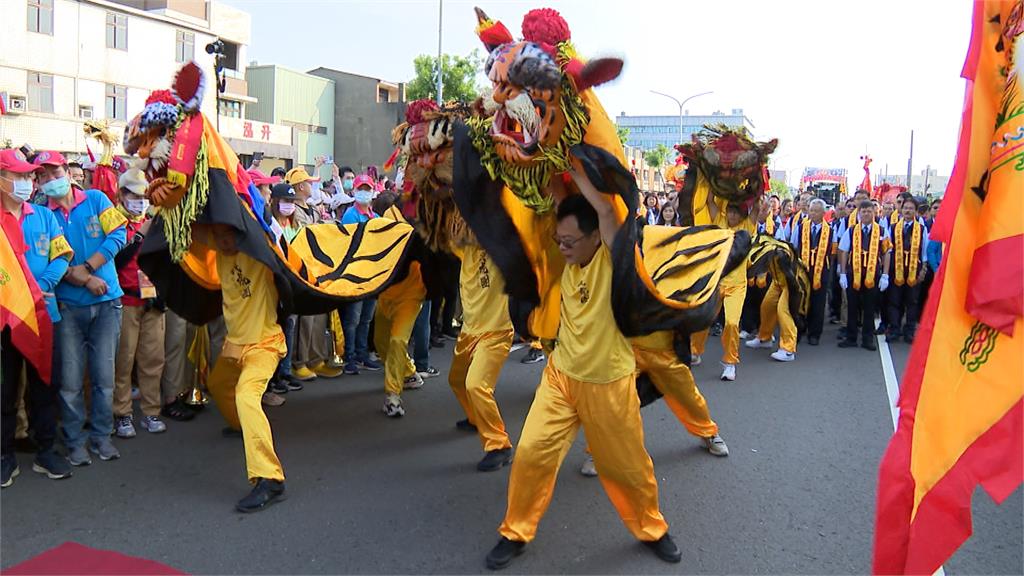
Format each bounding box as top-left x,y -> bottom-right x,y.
676,124 -> 777,207
388,99 -> 472,252
468,6 -> 624,213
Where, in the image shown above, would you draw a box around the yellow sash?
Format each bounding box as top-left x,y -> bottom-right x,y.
893,219 -> 922,287
852,223 -> 880,290
765,216 -> 775,236
801,221 -> 831,290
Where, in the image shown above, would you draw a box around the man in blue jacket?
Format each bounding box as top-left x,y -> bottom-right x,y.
34,151 -> 127,466
1,149 -> 75,487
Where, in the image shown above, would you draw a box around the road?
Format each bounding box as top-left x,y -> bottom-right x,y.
2,322 -> 1021,574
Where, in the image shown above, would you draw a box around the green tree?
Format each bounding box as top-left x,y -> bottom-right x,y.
406,51 -> 484,103
769,178 -> 791,198
616,126 -> 630,146
644,143 -> 672,171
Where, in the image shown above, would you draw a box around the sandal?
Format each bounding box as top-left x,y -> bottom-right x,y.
161,399 -> 196,422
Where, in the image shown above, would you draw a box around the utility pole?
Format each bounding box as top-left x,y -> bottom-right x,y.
906,129 -> 914,192
435,0 -> 444,105
649,90 -> 713,145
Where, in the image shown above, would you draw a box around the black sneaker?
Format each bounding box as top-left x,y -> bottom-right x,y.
270,379 -> 290,395
222,426 -> 243,438
643,533 -> 682,563
521,348 -> 545,364
485,537 -> 526,570
862,340 -> 878,351
236,478 -> 286,513
838,339 -> 859,348
430,335 -> 446,349
710,323 -> 723,337
32,449 -> 72,480
477,448 -> 512,472
455,418 -> 478,433
284,378 -> 304,392
1,455 -> 19,488
161,398 -> 197,422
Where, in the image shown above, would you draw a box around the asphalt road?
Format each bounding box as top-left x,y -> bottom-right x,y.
2,323 -> 1021,574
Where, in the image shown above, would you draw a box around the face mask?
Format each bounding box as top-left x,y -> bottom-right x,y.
125,198 -> 149,215
41,176 -> 71,198
2,177 -> 34,202
354,190 -> 374,205
278,201 -> 296,216
342,179 -> 355,191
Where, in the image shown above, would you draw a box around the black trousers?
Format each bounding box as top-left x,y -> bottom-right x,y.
846,286 -> 880,344
829,264 -> 843,320
430,253 -> 460,335
741,281 -> 768,334
887,283 -> 921,335
1,327 -> 59,457
807,271 -> 831,339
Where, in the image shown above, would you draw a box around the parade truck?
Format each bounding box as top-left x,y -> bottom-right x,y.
800,166 -> 848,206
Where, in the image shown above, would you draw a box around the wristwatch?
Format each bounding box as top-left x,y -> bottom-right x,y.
83,261 -> 96,274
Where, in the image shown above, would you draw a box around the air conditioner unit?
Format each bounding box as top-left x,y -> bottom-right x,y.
79,105 -> 93,119
8,95 -> 27,114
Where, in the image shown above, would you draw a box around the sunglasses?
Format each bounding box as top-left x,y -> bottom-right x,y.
552,234 -> 587,249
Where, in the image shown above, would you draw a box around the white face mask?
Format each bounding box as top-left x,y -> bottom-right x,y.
354,189 -> 374,205
2,176 -> 34,202
125,198 -> 149,215
278,201 -> 296,216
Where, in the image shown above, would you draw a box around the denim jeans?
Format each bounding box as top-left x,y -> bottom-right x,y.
56,299 -> 123,448
412,301 -> 431,371
275,315 -> 297,379
342,299 -> 376,365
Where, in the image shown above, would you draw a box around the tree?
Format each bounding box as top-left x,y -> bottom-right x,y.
406,51 -> 484,103
644,143 -> 672,171
769,178 -> 791,198
616,126 -> 630,146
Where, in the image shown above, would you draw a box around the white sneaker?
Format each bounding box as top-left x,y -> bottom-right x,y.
703,435 -> 729,456
739,330 -> 752,339
690,354 -> 702,366
771,349 -> 796,362
580,455 -> 598,477
115,415 -> 136,439
720,364 -> 736,381
383,393 -> 405,418
138,415 -> 167,434
745,337 -> 774,349
403,373 -> 424,390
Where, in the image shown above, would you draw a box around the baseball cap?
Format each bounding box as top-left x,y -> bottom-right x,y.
270,182 -> 296,199
352,174 -> 376,190
285,166 -> 320,186
118,168 -> 149,195
32,150 -> 67,167
0,149 -> 42,174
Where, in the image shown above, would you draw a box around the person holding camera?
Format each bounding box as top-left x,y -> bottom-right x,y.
111,169 -> 167,438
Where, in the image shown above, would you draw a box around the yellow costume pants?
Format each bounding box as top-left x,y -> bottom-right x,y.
449,329 -> 513,452
499,364 -> 669,543
207,332 -> 287,483
758,279 -> 798,353
373,298 -> 421,396
634,346 -> 719,438
691,283 -> 746,364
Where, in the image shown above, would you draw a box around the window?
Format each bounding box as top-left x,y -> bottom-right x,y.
175,30 -> 194,63
27,72 -> 54,113
27,0 -> 53,35
105,84 -> 127,121
106,12 -> 127,50
378,88 -> 390,103
218,99 -> 242,118
220,40 -> 239,70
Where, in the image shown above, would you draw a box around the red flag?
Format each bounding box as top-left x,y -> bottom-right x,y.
872,2 -> 1024,574
0,217 -> 54,384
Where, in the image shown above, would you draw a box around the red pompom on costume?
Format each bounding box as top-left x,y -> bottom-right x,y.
521,8 -> 571,45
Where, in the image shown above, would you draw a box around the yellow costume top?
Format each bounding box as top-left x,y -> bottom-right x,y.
459,244 -> 512,334
379,261 -> 426,306
215,250 -> 281,346
552,245 -> 635,383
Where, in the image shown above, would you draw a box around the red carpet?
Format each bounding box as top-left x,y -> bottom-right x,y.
3,542 -> 185,575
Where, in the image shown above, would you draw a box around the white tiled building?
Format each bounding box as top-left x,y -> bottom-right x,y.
0,0 -> 257,156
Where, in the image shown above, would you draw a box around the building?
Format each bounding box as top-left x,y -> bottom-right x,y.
245,64 -> 333,174
308,67 -> 407,174
616,109 -> 755,151
0,0 -> 265,160
622,144 -> 667,195
877,168 -> 949,198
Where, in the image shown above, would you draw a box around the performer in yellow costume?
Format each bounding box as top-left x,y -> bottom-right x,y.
448,242 -> 515,471
486,164 -> 682,570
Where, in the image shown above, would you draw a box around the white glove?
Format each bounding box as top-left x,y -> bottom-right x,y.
839,274 -> 849,290
879,274 -> 890,292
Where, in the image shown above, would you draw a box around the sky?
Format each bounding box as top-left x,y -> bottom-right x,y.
224,0 -> 973,187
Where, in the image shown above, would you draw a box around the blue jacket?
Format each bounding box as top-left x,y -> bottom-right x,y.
926,239 -> 943,273
19,203 -> 74,322
341,205 -> 378,225
49,189 -> 127,307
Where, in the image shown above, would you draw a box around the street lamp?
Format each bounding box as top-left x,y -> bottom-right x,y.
649,90 -> 713,145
